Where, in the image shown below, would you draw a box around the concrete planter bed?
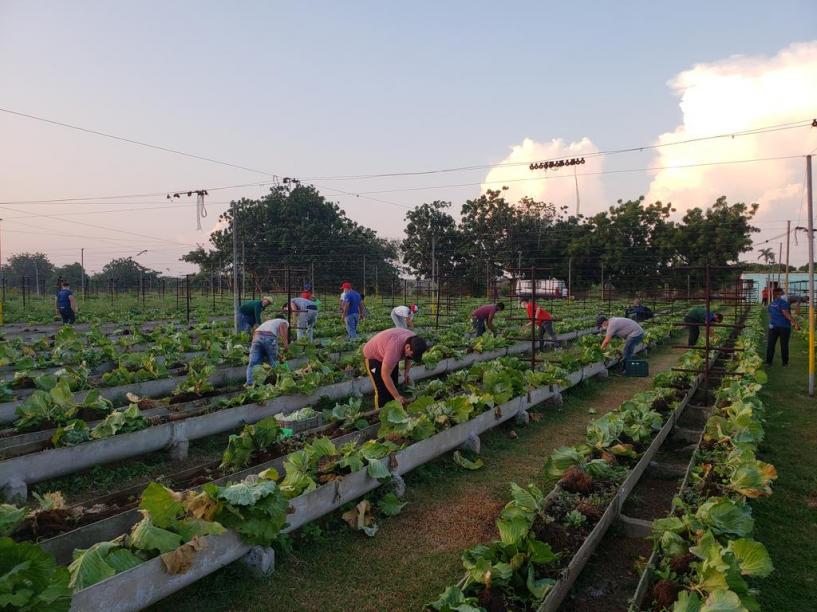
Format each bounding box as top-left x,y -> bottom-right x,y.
536,375 -> 701,612
0,328 -> 596,500
65,355 -> 619,612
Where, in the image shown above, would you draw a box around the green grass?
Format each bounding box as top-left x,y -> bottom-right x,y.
753,330 -> 817,609
150,344 -> 682,612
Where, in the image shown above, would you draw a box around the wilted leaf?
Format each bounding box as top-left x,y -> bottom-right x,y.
160,537 -> 207,575
453,451 -> 483,470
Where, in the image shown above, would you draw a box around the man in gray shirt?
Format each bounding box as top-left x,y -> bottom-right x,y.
289,297 -> 319,341
597,315 -> 645,362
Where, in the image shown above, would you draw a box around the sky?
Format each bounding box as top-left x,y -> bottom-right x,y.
1,1 -> 816,275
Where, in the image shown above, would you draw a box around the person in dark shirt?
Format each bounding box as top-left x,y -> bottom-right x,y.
55,281 -> 77,324
340,282 -> 362,339
471,303 -> 505,336
238,296 -> 273,332
767,287 -> 799,366
684,306 -> 723,346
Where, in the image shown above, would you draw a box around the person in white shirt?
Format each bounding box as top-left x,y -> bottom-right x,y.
246,318 -> 289,385
289,297 -> 318,341
391,304 -> 418,329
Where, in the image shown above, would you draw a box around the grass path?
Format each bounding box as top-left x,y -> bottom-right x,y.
753,330 -> 817,609
152,345 -> 683,612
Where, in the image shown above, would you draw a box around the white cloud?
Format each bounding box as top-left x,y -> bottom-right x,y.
481,137 -> 607,216
645,41 -> 817,263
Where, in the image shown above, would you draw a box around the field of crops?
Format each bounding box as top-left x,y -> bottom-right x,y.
0,295 -> 782,612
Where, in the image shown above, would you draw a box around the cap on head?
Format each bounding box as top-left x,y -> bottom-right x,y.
303,282 -> 312,291
596,315 -> 608,328
262,296 -> 273,305
410,304 -> 418,313
341,281 -> 352,290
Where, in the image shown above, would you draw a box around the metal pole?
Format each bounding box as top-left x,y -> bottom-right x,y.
185,274 -> 191,325
785,220 -> 791,294
286,267 -> 292,343
806,155 -> 814,396
567,256 -> 573,299
241,240 -> 246,301
232,202 -> 239,333
363,254 -> 367,294
80,248 -> 85,298
778,242 -> 783,286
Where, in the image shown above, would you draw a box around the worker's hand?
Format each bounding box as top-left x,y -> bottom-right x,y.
278,353 -> 286,362
396,394 -> 408,406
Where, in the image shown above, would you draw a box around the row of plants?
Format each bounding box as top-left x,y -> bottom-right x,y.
427,316 -> 713,610
643,310 -> 776,611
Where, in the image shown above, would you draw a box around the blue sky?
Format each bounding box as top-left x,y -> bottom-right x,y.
1,1 -> 815,273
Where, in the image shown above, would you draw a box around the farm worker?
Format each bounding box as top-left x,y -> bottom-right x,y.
340,281 -> 363,340
761,286 -> 770,305
391,304 -> 418,329
520,300 -> 557,351
55,281 -> 78,324
246,318 -> 289,385
767,287 -> 799,366
683,306 -> 723,346
471,302 -> 505,337
289,296 -> 319,342
628,298 -> 654,322
596,315 -> 644,362
363,328 -> 428,407
238,296 -> 273,332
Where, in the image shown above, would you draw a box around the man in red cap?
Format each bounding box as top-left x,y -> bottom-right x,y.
363,328 -> 428,407
340,281 -> 362,339
390,304 -> 418,329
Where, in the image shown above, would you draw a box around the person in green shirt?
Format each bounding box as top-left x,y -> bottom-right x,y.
238,296 -> 273,332
684,306 -> 723,346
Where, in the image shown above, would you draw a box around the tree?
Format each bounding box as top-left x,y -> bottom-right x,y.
400,201 -> 462,280
183,185 -> 399,294
1,252 -> 56,295
757,247 -> 775,266
53,263 -> 85,288
94,257 -> 160,288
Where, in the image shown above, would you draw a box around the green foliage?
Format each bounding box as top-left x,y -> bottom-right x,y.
68,541 -> 142,590
0,504 -> 27,537
0,537 -> 72,611
203,477 -> 289,547
220,417 -> 283,471
90,404 -> 149,439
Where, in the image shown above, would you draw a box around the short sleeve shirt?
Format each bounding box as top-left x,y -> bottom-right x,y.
472,304 -> 498,320
392,306 -> 412,318
363,328 -> 415,371
768,298 -> 791,328
342,290 -> 362,315
605,317 -> 644,339
291,297 -> 316,310
239,300 -> 264,325
256,319 -> 289,335
56,289 -> 73,309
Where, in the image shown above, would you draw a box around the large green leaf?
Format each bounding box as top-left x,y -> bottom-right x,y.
377,492 -> 407,517
526,565 -> 554,599
67,541 -> 141,590
428,585 -> 482,612
700,590 -> 748,612
216,480 -> 279,507
0,537 -> 72,611
726,539 -> 773,578
139,482 -> 184,529
0,504 -> 27,537
496,516 -> 529,546
453,451 -> 484,471
696,499 -> 754,538
672,591 -> 702,612
543,446 -> 581,479
129,513 -> 183,554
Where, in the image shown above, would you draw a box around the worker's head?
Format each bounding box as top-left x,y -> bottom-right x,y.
340,281 -> 352,292
713,313 -> 724,323
261,296 -> 273,308
404,336 -> 428,362
303,282 -> 312,291
596,315 -> 609,329
410,304 -> 419,313
61,281 -> 70,288
496,302 -> 505,311
633,298 -> 642,306
773,287 -> 784,297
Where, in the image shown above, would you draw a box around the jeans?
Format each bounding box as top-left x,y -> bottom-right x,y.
238,312 -> 254,332
623,334 -> 644,361
391,313 -> 408,329
246,334 -> 278,384
473,317 -> 486,337
345,313 -> 360,339
538,321 -> 557,351
766,326 -> 791,365
684,316 -> 700,346
296,310 -> 318,341
364,358 -> 399,408
58,307 -> 76,324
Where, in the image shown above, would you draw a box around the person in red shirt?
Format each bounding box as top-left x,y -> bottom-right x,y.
471,302 -> 505,336
363,328 -> 428,407
521,300 -> 559,351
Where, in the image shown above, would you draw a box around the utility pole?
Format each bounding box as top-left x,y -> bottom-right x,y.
567,256 -> 573,298
363,254 -> 367,294
232,202 -> 239,333
778,242 -> 783,286
430,236 -> 436,290
806,155 -> 814,396
34,259 -> 40,297
241,241 -> 245,299
80,248 -> 85,297
785,220 -> 791,295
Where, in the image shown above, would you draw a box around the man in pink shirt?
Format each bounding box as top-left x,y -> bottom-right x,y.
363,328 -> 428,408
471,302 -> 505,336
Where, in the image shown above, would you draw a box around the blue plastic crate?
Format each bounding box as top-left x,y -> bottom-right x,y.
624,359 -> 649,377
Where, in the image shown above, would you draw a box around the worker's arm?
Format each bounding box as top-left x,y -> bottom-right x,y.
69,294 -> 78,312
407,317 -> 414,329
54,296 -> 59,313
403,357 -> 413,385
278,326 -> 289,355
486,312 -> 495,332
600,336 -> 611,350
341,299 -> 349,319
783,308 -> 799,329
380,358 -> 405,404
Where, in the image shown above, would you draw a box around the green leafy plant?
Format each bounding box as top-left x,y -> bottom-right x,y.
220,417 -> 283,471
0,537 -> 72,611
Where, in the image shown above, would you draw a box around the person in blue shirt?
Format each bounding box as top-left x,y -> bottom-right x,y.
767,287 -> 799,366
340,281 -> 362,339
55,281 -> 78,324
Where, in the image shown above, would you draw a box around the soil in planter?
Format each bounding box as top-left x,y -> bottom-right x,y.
561,526 -> 651,612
